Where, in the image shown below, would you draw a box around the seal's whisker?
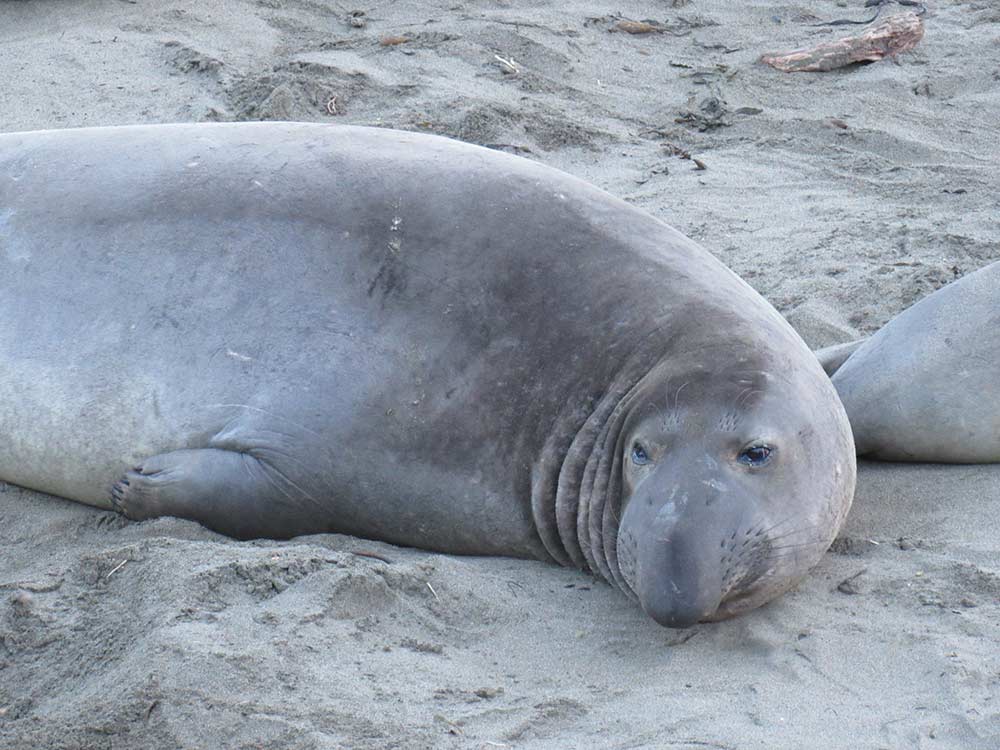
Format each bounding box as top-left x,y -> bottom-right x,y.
766,539 -> 829,553
734,388 -> 762,411
761,550 -> 826,564
762,549 -> 827,564
733,387 -> 751,408
661,376 -> 673,422
766,524 -> 825,544
672,381 -> 690,411
768,524 -> 822,544
754,517 -> 797,537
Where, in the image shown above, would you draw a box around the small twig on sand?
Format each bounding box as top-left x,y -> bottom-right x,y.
426,582 -> 439,600
493,54 -> 520,75
640,135 -> 708,170
761,11 -> 924,73
616,20 -> 663,35
106,559 -> 128,578
836,568 -> 868,595
379,35 -> 409,47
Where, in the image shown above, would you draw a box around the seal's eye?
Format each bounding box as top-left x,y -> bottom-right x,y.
631,441 -> 651,466
738,444 -> 773,467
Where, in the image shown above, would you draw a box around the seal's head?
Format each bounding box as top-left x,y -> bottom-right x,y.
614,349 -> 855,628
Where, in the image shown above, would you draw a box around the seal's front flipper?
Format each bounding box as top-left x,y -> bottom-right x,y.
814,338 -> 867,377
110,448 -> 325,539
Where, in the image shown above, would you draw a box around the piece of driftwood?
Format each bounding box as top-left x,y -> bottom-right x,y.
761,12 -> 924,72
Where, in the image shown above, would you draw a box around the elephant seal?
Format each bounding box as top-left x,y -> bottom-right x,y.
818,261 -> 1000,462
0,122 -> 855,627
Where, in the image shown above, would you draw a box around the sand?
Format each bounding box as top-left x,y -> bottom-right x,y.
0,1 -> 997,748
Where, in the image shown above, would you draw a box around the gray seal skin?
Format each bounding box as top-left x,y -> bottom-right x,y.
0,122 -> 856,627
819,261 -> 1000,463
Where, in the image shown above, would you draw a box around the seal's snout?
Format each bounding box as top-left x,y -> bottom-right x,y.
631,514 -> 727,628
618,478 -> 766,628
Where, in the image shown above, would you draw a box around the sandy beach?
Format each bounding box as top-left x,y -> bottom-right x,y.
0,1 -> 997,748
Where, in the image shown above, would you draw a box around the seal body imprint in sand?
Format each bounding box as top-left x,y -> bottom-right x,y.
821,261 -> 1000,463
0,123 -> 856,627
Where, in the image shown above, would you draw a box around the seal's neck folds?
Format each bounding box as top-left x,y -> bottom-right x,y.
531,354 -> 665,594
